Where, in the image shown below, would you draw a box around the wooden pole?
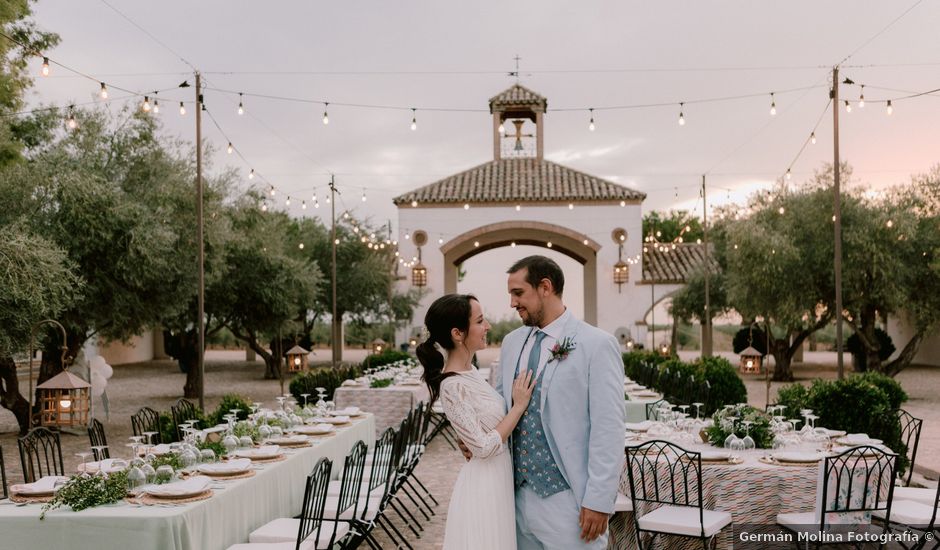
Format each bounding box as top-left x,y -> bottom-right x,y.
702,174 -> 712,357
832,67 -> 845,379
195,71 -> 205,410
330,175 -> 339,368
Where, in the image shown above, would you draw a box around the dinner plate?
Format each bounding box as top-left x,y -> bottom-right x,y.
234,445 -> 281,459
835,437 -> 882,446
631,390 -> 659,398
625,421 -> 652,432
197,458 -> 252,475
144,476 -> 211,498
700,451 -> 732,461
10,476 -> 68,496
293,424 -> 335,435
772,452 -> 824,463
399,380 -> 421,386
322,415 -> 350,424
330,407 -> 361,417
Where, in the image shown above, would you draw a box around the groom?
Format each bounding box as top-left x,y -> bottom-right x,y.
487,255 -> 625,549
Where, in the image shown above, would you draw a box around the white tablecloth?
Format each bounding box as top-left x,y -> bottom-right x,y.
334,384 -> 429,433
0,414 -> 375,550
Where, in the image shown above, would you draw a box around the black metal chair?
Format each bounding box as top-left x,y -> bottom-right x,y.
17,427 -> 65,483
873,480 -> 939,550
131,406 -> 163,444
897,408 -> 923,487
87,418 -> 110,460
170,398 -> 199,441
777,445 -> 897,548
1,444 -> 8,499
625,439 -> 732,549
645,399 -> 671,421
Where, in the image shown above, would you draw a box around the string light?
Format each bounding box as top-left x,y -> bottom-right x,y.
778,206 -> 786,214
285,196 -> 291,206
141,96 -> 151,112
301,200 -> 307,210
99,82 -> 108,99
152,97 -> 160,114
568,203 -> 574,210
237,93 -> 245,115
411,200 -> 418,207
261,202 -> 268,212
498,121 -> 505,134
299,243 -> 304,249
411,108 -> 417,131
843,100 -> 852,113
41,57 -> 50,76
620,201 -> 626,207
769,93 -> 776,116
858,85 -> 865,108
438,236 -> 444,244
227,142 -> 233,154
678,103 -> 685,126
66,107 -> 77,130
179,101 -> 186,115
886,100 -> 893,115
588,108 -> 595,131
464,203 -> 470,210
547,241 -> 553,248
515,204 -> 521,211
248,168 -> 255,180
268,185 -> 275,196
810,132 -> 816,145
361,190 -> 367,202
322,102 -> 329,125
786,168 -> 792,181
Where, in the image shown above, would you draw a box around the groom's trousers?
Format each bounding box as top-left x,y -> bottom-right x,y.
515,485 -> 608,550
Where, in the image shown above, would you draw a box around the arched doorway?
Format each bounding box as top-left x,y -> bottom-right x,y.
440,221 -> 599,324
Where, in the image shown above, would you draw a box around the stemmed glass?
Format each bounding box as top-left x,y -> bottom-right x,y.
127,435 -> 144,457
741,421 -> 755,451
127,463 -> 147,492
799,409 -> 814,435
692,402 -> 703,420
722,418 -> 740,449
275,396 -> 286,411
300,394 -> 310,408
90,445 -> 108,463
76,451 -> 92,475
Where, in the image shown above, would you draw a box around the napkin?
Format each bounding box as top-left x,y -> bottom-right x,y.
773,451 -> 824,463
266,434 -> 308,445
10,475 -> 68,496
324,415 -> 350,424
631,390 -> 659,398
625,421 -> 653,432
144,475 -> 211,497
234,445 -> 280,459
700,451 -> 732,461
150,444 -> 172,455
846,433 -> 869,443
294,424 -> 335,435
197,458 -> 252,475
331,407 -> 360,416
340,379 -> 360,387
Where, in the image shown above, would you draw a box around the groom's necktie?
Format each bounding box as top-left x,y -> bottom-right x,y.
518,330 -> 546,378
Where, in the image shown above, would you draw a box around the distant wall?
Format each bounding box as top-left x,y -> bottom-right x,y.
887,313 -> 940,367
98,330 -> 155,365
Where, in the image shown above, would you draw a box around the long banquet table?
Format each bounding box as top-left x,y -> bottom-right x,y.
0,414 -> 375,550
334,384 -> 429,432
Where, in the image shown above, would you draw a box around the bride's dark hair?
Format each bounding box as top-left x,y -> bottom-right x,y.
417,293 -> 477,405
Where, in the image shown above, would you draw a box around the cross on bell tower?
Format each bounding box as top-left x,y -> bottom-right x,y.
488,83 -> 547,161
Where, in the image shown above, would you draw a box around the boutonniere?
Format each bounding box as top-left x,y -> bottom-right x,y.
548,336 -> 577,363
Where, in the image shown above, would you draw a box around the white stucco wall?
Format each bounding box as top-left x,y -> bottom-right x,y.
97,330 -> 155,365
887,313 -> 940,367
395,201 -> 647,343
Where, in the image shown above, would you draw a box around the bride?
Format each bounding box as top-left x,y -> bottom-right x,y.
417,293 -> 535,550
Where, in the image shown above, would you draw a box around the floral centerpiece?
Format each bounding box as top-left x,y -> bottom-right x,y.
40,470 -> 129,519
704,404 -> 774,449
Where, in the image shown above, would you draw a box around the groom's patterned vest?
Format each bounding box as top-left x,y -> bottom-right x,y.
512,332 -> 569,497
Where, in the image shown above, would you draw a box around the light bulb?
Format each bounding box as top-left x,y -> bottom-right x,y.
411,200 -> 418,207
269,186 -> 275,196
238,93 -> 244,115
858,86 -> 865,108
464,203 -> 470,210
299,243 -> 304,250
285,196 -> 291,206
620,200 -> 626,207
515,204 -> 521,211
786,169 -> 792,181
41,57 -> 50,76
810,132 -> 816,145
142,96 -> 151,112
568,203 -> 574,210
438,237 -> 443,244
844,100 -> 851,113
498,122 -> 505,134
227,142 -> 233,154
99,82 -> 108,99
179,102 -> 186,115
779,206 -> 786,214
411,109 -> 417,131
588,108 -> 595,131
322,103 -> 329,125
248,169 -> 255,180
769,93 -> 776,116
547,242 -> 553,248
66,110 -> 77,130
302,200 -> 307,210
261,202 -> 268,212
152,100 -> 160,114
886,100 -> 893,115
678,103 -> 685,126
361,192 -> 367,202
59,398 -> 71,409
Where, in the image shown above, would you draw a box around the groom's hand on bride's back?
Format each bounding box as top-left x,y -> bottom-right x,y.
457,438 -> 472,461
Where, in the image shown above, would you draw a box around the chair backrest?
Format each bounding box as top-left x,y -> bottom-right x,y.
645,399 -> 671,421
1,444 -> 8,500
816,445 -> 897,530
328,440 -> 368,546
171,399 -> 199,440
896,409 -> 922,487
131,407 -> 162,444
361,428 -> 397,517
87,418 -> 110,460
625,440 -> 706,538
18,427 -> 64,483
296,457 -> 332,548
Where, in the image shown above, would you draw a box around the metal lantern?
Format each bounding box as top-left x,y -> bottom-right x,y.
36,369 -> 91,428
658,342 -> 671,357
739,346 -> 762,374
411,262 -> 427,287
611,228 -> 629,292
286,345 -> 310,373
371,338 -> 387,355
613,260 -> 629,286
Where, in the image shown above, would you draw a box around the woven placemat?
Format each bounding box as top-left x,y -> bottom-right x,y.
702,457 -> 744,466
758,456 -> 820,467
271,440 -> 312,448
9,492 -> 54,504
300,431 -> 336,438
198,469 -> 256,481
248,454 -> 287,464
127,489 -> 214,506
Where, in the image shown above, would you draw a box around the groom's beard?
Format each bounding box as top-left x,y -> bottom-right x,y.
518,304 -> 544,327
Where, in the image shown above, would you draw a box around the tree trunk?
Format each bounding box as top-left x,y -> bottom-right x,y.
769,338 -> 795,382
331,311 -> 344,365
883,332 -> 924,377
0,355 -> 32,434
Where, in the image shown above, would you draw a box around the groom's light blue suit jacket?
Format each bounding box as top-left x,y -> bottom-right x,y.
498,314 -> 625,514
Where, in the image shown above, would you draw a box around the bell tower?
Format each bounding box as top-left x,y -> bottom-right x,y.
488,84 -> 547,161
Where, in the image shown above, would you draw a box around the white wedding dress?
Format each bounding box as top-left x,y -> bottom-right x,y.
439,369 -> 517,550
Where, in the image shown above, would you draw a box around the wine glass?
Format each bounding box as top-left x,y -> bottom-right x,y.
91,445 -> 108,463
692,402 -> 703,420
199,448 -> 216,464
141,463 -> 157,484
179,447 -> 198,471
300,393 -> 310,408
155,465 -> 176,484
127,464 -> 147,492
741,421 -> 756,451
76,451 -> 93,475
222,434 -> 239,459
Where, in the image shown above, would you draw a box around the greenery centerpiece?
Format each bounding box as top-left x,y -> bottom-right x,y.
370,378 -> 393,388
40,470 -> 129,519
705,404 -> 774,449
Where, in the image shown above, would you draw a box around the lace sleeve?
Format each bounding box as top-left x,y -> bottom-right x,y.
440,378 -> 503,459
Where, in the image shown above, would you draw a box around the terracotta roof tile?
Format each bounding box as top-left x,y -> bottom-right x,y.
488,84 -> 548,112
641,243 -> 717,284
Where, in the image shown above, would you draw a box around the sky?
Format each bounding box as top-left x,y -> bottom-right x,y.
22,0 -> 940,319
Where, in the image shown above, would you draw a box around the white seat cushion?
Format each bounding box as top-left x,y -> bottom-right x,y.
227,542 -> 316,550
872,500 -> 937,526
248,517 -> 350,547
613,492 -> 633,512
322,494 -> 384,521
777,511 -> 817,529
892,486 -> 938,506
638,505 -> 731,537
326,479 -> 386,498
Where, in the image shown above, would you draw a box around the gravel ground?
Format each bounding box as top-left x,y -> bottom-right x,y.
0,347 -> 936,550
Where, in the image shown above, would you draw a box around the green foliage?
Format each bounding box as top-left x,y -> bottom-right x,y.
774,383 -> 810,416
487,317 -> 523,345
669,268 -> 729,324
158,413 -> 177,444
732,326 -> 768,355
622,350 -> 667,381
232,421 -> 261,444
705,404 -> 775,449
148,452 -> 184,471
694,356 -> 748,415
41,470 -> 128,519
196,439 -> 226,459
643,210 -> 704,243
851,372 -> 907,410
206,394 -> 252,427
361,349 -> 411,370
289,364 -> 363,403
370,378 -> 393,388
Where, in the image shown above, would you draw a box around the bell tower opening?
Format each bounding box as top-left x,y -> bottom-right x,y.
489,83 -> 547,161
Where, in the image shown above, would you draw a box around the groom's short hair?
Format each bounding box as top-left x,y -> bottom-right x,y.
508,255 -> 564,296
